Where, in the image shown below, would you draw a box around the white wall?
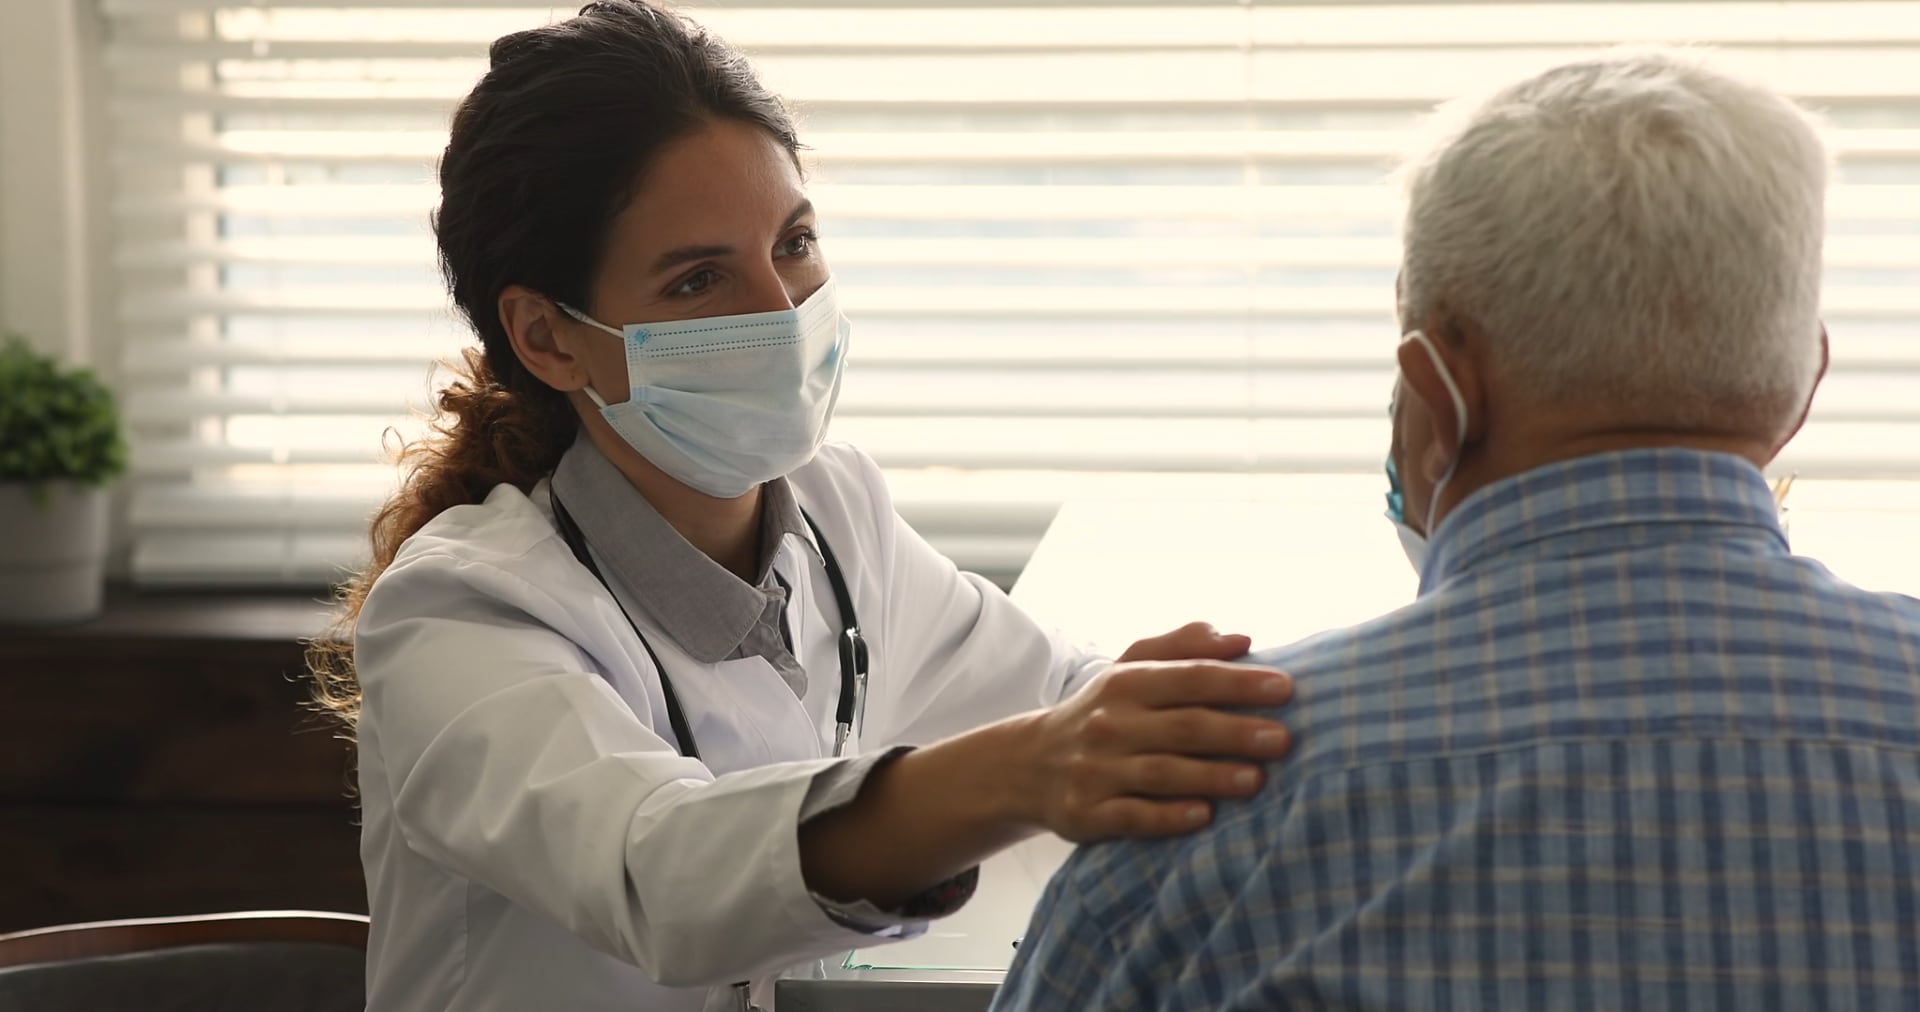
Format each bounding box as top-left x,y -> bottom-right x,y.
1,0 -> 128,574
0,0 -> 111,369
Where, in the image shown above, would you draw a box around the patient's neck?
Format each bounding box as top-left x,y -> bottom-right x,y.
1433,414 -> 1778,530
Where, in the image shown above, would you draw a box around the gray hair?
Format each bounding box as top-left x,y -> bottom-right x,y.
1398,47 -> 1829,426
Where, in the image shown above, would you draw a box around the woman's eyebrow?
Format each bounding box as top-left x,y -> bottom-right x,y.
782,198 -> 814,231
646,201 -> 813,276
649,244 -> 732,276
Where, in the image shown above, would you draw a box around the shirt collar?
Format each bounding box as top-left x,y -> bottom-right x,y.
1421,448 -> 1788,596
549,432 -> 818,662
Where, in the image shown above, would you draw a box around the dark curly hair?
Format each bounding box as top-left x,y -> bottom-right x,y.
310,0 -> 802,730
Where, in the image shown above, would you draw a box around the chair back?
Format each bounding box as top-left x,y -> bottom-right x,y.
0,911 -> 369,1012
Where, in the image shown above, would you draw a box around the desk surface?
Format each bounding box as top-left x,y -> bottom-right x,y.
840,833 -> 1073,974
831,478 -> 1412,989
1012,478 -> 1416,656
1013,478 -> 1920,657
814,478 -> 1920,1002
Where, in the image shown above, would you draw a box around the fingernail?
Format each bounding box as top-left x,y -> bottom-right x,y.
1262,677 -> 1292,700
1254,728 -> 1289,750
1232,768 -> 1259,790
1185,805 -> 1209,824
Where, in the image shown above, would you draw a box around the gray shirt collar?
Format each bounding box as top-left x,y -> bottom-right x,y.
550,433 -> 816,664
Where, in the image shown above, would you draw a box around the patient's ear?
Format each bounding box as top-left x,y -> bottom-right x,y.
1395,336 -> 1449,485
1397,318 -> 1487,453
1773,324 -> 1830,457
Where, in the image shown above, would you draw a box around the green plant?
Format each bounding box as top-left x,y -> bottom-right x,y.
0,335 -> 128,490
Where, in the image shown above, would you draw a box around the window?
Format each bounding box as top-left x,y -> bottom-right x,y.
98,0 -> 1920,587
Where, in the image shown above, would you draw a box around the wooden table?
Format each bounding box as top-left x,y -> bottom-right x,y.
0,589 -> 358,933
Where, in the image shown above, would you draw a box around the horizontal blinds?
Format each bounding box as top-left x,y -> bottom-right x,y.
98,0 -> 1920,586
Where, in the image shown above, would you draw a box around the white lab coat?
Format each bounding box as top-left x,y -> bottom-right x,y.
353,441 -> 1106,1012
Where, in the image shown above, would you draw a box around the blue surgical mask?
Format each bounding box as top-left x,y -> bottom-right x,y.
1385,330 -> 1469,579
561,279 -> 850,499
1384,455 -> 1432,575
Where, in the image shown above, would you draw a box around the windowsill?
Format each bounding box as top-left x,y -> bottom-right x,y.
0,585 -> 337,647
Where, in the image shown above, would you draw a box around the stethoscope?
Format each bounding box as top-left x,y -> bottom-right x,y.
549,492 -> 870,762
550,491 -> 871,1012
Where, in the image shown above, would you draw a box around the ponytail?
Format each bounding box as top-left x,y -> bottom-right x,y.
311,0 -> 800,734
307,348 -> 575,731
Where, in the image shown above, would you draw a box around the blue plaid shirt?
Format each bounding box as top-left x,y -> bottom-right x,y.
995,449 -> 1920,1011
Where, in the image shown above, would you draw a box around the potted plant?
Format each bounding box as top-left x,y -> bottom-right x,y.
0,335 -> 128,623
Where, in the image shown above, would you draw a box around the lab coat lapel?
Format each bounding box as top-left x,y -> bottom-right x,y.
678,654 -> 823,776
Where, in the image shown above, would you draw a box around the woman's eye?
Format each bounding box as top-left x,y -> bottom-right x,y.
672,269 -> 719,296
778,231 -> 818,258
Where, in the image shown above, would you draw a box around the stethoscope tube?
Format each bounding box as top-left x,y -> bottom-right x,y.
805,510 -> 870,759
552,492 -> 871,1011
550,492 -> 869,761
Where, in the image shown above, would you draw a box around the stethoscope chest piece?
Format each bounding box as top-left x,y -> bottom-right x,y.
552,492 -> 870,762
551,495 -> 867,1012
836,627 -> 870,752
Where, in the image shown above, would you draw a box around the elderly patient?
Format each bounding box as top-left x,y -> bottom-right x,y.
995,49 -> 1920,1011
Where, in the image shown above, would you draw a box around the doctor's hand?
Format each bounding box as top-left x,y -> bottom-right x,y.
1009,658 -> 1293,843
1118,621 -> 1255,663
798,656 -> 1292,910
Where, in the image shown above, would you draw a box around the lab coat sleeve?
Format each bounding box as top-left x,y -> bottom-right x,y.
798,748 -> 980,930
853,453 -> 1111,746
356,549 -> 882,989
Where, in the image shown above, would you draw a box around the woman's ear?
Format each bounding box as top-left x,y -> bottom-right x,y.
500,285 -> 592,393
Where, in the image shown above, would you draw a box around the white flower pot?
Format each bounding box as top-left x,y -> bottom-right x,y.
0,481 -> 110,624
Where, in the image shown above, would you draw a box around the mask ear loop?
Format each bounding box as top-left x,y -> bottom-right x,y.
1405,330 -> 1469,534
554,302 -> 626,409
556,301 -> 625,338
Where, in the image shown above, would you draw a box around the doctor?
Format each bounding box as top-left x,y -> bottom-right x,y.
306,2 -> 1295,1010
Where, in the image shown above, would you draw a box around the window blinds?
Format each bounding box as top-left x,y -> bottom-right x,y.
97,0 -> 1920,586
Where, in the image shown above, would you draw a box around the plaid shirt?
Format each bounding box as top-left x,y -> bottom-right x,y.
995,449 -> 1920,1011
